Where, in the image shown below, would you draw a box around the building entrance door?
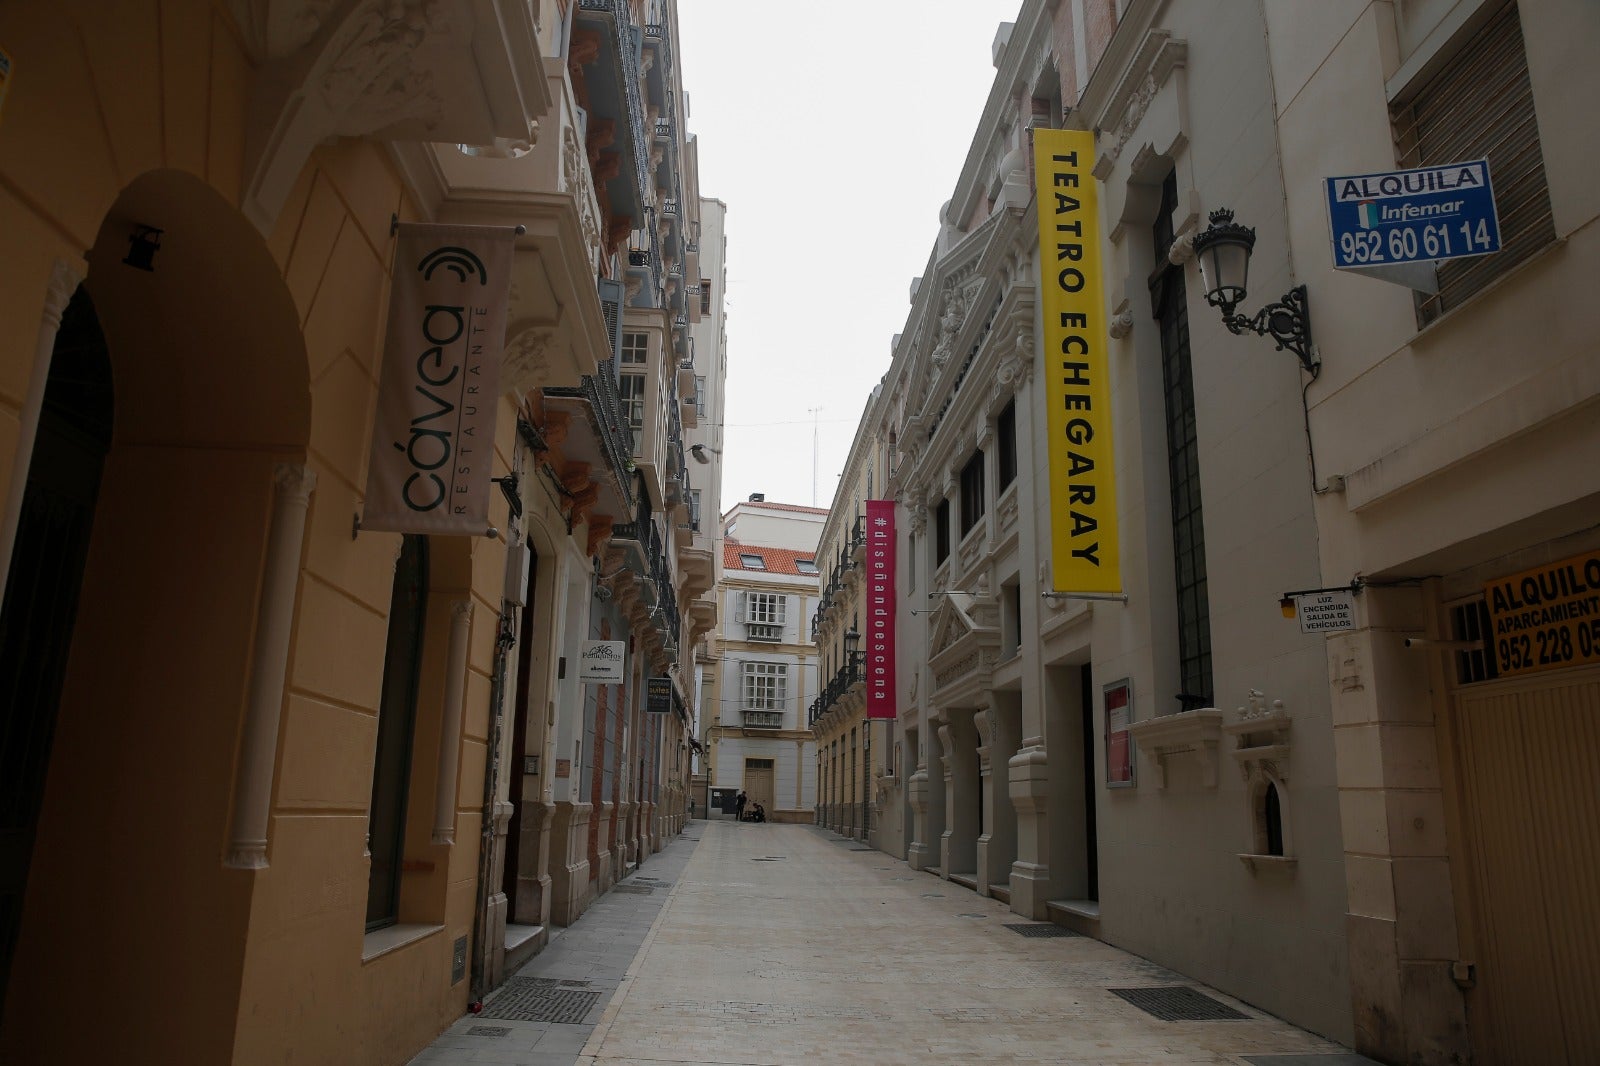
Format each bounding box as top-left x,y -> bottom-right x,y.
744,758 -> 775,818
1449,664 -> 1600,1063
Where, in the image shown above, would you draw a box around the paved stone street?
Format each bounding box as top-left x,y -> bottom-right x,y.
414,822 -> 1374,1066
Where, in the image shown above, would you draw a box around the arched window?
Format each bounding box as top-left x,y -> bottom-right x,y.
1264,781 -> 1284,857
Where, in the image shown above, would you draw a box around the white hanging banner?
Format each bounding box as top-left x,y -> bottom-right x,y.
363,223 -> 516,535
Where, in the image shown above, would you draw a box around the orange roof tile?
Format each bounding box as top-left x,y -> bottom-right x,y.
723,538 -> 822,577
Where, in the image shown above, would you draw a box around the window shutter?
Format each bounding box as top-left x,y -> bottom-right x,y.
734,591 -> 745,623
597,277 -> 625,364
1392,1 -> 1553,323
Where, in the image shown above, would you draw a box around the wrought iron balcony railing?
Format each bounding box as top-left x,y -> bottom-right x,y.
543,358 -> 635,500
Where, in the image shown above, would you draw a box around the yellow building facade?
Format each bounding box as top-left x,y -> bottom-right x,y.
0,1 -> 712,1062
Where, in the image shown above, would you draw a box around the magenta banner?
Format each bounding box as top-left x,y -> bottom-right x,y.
865,500 -> 897,720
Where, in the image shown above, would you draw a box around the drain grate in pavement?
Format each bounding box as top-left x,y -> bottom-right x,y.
1005,922 -> 1079,938
466,1026 -> 510,1038
1108,986 -> 1249,1021
750,855 -> 787,862
478,977 -> 601,1024
957,912 -> 987,918
891,876 -> 914,881
610,883 -> 654,894
920,893 -> 944,899
849,846 -> 876,852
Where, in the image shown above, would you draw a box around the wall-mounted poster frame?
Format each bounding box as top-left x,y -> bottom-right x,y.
1104,677 -> 1135,787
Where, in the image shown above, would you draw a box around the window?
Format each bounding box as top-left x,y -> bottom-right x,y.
367,535 -> 428,931
907,533 -> 916,591
1151,170 -> 1213,705
1393,2 -> 1553,324
700,279 -> 712,316
741,661 -> 788,710
1264,783 -> 1284,857
739,553 -> 765,570
744,592 -> 787,641
621,331 -> 649,364
795,558 -> 819,575
619,372 -> 645,433
695,375 -> 706,416
688,489 -> 702,531
959,450 -> 985,535
997,401 -> 1017,489
935,499 -> 951,564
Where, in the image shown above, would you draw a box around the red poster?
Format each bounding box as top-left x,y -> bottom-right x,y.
1104,679 -> 1134,786
865,500 -> 897,720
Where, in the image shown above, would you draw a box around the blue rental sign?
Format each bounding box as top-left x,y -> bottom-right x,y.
1325,160 -> 1499,279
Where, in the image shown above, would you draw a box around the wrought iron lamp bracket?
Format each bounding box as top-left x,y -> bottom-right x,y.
1220,284 -> 1318,377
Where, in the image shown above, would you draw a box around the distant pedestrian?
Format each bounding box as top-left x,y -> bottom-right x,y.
735,790 -> 747,822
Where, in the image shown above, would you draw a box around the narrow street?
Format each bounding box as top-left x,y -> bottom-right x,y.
416,822 -> 1370,1066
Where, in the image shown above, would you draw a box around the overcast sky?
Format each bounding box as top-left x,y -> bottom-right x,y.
677,0 -> 1024,515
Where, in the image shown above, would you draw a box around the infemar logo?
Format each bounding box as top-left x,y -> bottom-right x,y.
418,245 -> 490,285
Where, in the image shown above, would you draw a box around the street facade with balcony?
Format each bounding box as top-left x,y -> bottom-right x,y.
811,398 -> 893,842
703,499 -> 825,822
0,2 -> 725,1062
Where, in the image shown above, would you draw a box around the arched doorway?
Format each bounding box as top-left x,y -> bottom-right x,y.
0,287 -> 114,1014
0,169 -> 311,1058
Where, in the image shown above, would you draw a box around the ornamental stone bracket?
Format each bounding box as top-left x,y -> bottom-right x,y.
241,0 -> 550,234
927,592 -> 1001,708
1127,707 -> 1223,789
1225,689 -> 1292,783
1091,29 -> 1188,184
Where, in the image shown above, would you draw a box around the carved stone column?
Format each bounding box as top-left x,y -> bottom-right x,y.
906,768 -> 933,872
1008,739 -> 1052,919
973,702 -> 995,896
225,463 -> 317,868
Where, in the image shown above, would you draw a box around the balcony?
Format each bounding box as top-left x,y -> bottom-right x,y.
244,0 -> 550,232
742,710 -> 784,730
745,623 -> 782,643
572,0 -> 652,236
395,58 -> 611,394
808,653 -> 865,728
543,357 -> 636,515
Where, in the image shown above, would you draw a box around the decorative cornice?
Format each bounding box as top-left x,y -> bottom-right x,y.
1091,30 -> 1188,181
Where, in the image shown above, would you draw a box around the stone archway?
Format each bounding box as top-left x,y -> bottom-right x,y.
0,169 -> 311,1061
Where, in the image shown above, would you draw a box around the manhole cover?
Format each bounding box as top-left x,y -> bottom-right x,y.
478,977 -> 601,1024
1108,986 -> 1248,1021
957,912 -> 987,918
466,1026 -> 510,1038
1005,922 -> 1079,938
610,883 -> 654,894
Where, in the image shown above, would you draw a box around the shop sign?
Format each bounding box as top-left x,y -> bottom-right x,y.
1104,678 -> 1134,787
362,223 -> 516,535
1296,589 -> 1356,634
646,676 -> 673,713
1484,550 -> 1600,678
578,639 -> 626,684
1033,128 -> 1120,595
1325,160 -> 1499,291
865,499 -> 897,720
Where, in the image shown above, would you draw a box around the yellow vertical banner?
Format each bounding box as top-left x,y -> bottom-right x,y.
1034,128 -> 1119,594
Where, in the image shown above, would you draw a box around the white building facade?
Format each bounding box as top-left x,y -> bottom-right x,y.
705,499 -> 824,821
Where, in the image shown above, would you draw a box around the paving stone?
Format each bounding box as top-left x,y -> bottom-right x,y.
415,821 -> 1357,1066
